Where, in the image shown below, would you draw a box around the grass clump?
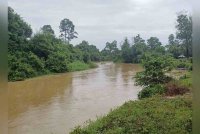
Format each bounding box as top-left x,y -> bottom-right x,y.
67,61 -> 90,72
70,96 -> 192,134
68,61 -> 97,72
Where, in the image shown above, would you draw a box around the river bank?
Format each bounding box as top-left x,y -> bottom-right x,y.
70,69 -> 192,133
70,95 -> 192,134
8,61 -> 98,82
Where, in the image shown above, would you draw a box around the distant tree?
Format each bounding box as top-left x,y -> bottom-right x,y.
59,18 -> 78,43
76,40 -> 100,62
101,40 -> 119,61
121,38 -> 132,63
147,37 -> 162,50
175,12 -> 192,58
132,35 -> 147,63
166,34 -> 185,58
133,34 -> 145,44
168,34 -> 175,45
41,25 -> 54,35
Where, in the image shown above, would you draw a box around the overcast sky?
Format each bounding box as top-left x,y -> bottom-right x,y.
8,0 -> 191,49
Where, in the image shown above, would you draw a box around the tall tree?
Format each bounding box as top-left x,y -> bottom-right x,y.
133,34 -> 145,44
166,34 -> 184,58
176,12 -> 192,58
101,40 -> 119,61
132,35 -> 147,63
147,37 -> 162,50
121,38 -> 132,63
59,18 -> 78,43
41,25 -> 54,35
168,34 -> 175,45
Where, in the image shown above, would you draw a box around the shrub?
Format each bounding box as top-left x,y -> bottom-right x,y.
177,62 -> 189,69
175,59 -> 192,70
135,55 -> 173,86
138,84 -> 165,99
165,81 -> 190,96
45,52 -> 69,73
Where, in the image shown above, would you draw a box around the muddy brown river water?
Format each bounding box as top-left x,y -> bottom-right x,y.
8,62 -> 142,134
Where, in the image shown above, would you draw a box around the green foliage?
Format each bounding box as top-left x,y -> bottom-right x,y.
179,72 -> 192,88
147,37 -> 162,50
8,7 -> 100,81
167,12 -> 192,58
8,7 -> 32,53
41,25 -> 54,35
46,52 -> 69,73
175,59 -> 192,70
138,84 -> 165,99
76,40 -> 101,62
70,96 -> 192,134
121,38 -> 133,63
8,51 -> 45,81
67,61 -> 90,72
176,12 -> 192,58
135,55 -> 173,86
29,33 -> 56,59
59,18 -> 78,43
101,40 -> 120,61
132,42 -> 147,63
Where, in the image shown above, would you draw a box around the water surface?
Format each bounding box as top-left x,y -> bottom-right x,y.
8,63 -> 142,134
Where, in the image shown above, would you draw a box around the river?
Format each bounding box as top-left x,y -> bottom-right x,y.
8,62 -> 142,134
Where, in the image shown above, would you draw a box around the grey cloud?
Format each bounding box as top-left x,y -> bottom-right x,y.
8,0 -> 191,49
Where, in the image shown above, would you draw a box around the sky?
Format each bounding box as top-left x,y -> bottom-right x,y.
8,0 -> 191,50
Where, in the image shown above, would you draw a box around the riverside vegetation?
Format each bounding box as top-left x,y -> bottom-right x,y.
9,6 -> 193,134
8,7 -> 192,82
70,55 -> 192,134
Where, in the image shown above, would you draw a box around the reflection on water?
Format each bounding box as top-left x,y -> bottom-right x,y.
8,62 -> 142,134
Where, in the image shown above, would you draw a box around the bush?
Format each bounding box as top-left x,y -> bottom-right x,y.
67,61 -> 90,72
175,59 -> 192,70
138,84 -> 165,99
177,62 -> 189,69
8,62 -> 36,81
165,81 -> 190,96
135,55 -> 173,86
70,96 -> 192,134
45,52 -> 69,73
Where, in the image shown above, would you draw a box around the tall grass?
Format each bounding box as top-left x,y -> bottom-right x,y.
67,61 -> 98,72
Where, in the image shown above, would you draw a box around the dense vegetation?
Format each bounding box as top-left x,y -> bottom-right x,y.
135,55 -> 191,99
8,7 -> 100,81
8,7 -> 192,81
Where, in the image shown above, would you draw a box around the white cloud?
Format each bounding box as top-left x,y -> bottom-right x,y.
8,0 -> 191,49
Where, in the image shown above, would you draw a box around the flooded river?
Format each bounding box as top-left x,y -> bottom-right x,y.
8,62 -> 142,134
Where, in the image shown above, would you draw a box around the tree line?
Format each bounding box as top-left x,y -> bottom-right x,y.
101,11 -> 192,62
8,7 -> 192,81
